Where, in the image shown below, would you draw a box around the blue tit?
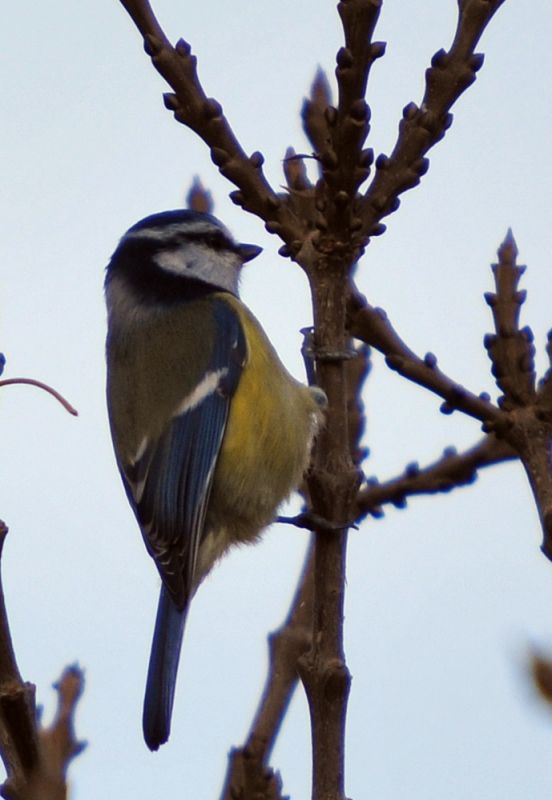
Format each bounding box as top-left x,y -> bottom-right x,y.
104,209 -> 325,751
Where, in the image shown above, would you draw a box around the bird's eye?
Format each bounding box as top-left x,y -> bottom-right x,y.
208,231 -> 229,250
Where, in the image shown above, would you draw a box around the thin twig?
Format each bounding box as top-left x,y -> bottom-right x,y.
347,288 -> 504,428
0,524 -> 85,800
0,521 -> 40,799
119,0 -> 306,248
30,667 -> 86,800
356,435 -> 516,519
0,379 -> 78,417
219,542 -> 315,800
483,230 -> 536,408
479,233 -> 552,560
359,0 -> 507,240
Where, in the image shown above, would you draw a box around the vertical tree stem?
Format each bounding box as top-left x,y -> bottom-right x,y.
300,258 -> 359,800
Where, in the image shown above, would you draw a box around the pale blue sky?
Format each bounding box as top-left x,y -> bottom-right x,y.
2,2 -> 552,798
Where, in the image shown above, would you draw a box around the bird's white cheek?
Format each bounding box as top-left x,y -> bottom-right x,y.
154,247 -> 190,276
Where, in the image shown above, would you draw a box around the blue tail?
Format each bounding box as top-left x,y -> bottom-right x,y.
143,585 -> 187,750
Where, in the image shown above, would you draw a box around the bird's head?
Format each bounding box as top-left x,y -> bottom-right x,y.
105,210 -> 262,303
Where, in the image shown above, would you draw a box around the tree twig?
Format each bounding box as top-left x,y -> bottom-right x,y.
0,522 -> 85,800
29,667 -> 86,800
483,230 -> 536,408
347,287 -> 504,427
118,0 -> 306,248
0,521 -> 40,799
219,541 -> 315,800
0,379 -> 78,417
359,0 -> 506,240
356,434 -> 516,519
480,233 -> 552,560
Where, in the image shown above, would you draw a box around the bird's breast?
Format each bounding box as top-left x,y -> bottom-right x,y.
204,294 -> 321,551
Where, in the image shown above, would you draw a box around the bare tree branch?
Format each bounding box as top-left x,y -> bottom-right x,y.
0,522 -> 40,800
483,230 -> 536,408
0,523 -> 84,800
29,667 -> 86,800
359,0 -> 506,240
347,287 -> 504,426
220,542 -> 315,800
119,0 -> 307,248
301,69 -> 334,162
357,434 -> 516,519
0,684 -> 38,800
479,233 -> 552,560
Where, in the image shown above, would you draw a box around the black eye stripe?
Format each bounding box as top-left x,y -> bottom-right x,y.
173,230 -> 235,251
132,229 -> 236,253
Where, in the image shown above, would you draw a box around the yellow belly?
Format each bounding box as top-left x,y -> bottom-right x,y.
196,294 -> 321,578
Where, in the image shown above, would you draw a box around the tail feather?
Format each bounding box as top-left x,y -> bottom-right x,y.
143,585 -> 187,750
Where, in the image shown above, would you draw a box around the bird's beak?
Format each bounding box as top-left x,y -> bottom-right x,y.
238,243 -> 263,263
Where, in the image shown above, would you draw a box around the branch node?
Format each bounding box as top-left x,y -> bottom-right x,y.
143,34 -> 162,56
249,151 -> 265,168
405,462 -> 420,478
414,157 -> 430,176
470,52 -> 485,72
229,190 -> 244,207
175,38 -> 191,56
266,195 -> 281,211
336,47 -> 354,69
370,41 -> 386,58
359,148 -> 374,167
203,98 -> 223,119
162,92 -> 179,110
349,99 -> 369,122
321,150 -> 339,170
375,153 -> 390,170
402,101 -> 419,120
211,147 -> 229,167
325,106 -> 338,126
335,191 -> 350,208
431,48 -> 449,68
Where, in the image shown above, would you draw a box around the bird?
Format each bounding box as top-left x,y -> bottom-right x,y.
104,209 -> 325,750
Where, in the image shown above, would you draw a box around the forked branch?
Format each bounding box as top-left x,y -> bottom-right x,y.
359,0 -> 507,239
119,0 -> 307,248
0,524 -> 85,800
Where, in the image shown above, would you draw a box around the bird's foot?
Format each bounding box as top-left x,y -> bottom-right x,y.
277,511 -> 358,532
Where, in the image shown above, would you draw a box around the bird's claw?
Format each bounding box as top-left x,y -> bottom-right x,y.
277,511 -> 358,532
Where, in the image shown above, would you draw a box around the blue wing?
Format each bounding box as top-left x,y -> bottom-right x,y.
120,298 -> 246,609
